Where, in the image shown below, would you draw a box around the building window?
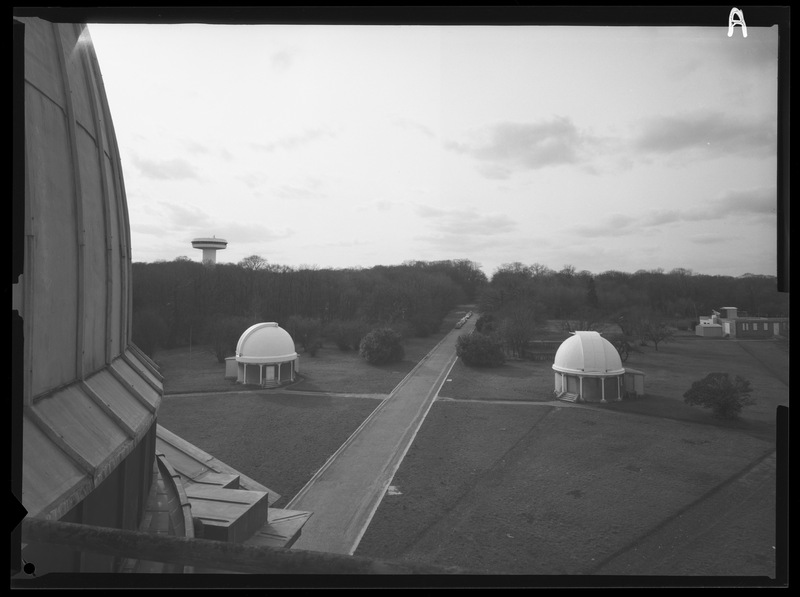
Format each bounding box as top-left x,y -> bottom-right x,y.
764,323 -> 769,330
742,323 -> 748,331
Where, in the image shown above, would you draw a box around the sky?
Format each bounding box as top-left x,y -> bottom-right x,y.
85,18 -> 780,278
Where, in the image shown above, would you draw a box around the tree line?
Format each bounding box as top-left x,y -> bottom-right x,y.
469,262 -> 788,363
480,263 -> 787,323
131,257 -> 487,359
132,255 -> 787,364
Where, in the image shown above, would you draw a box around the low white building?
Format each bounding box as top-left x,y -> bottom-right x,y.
234,322 -> 299,387
696,309 -> 726,337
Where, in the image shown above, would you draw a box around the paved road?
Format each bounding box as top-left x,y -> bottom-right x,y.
286,318 -> 475,555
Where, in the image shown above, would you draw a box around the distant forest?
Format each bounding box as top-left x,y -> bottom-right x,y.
131,256 -> 788,359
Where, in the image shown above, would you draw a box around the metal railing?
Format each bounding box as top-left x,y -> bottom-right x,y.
20,518 -> 477,575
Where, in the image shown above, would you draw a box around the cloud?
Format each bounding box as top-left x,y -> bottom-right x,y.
131,154 -> 199,181
640,210 -> 689,227
353,199 -> 406,213
690,234 -> 727,245
415,204 -> 516,237
131,222 -> 175,237
574,186 -> 777,238
271,50 -> 296,70
447,117 -> 597,176
273,183 -> 325,201
238,171 -> 267,190
373,200 -> 398,212
669,28 -> 778,81
572,214 -> 639,238
633,111 -> 776,158
250,128 -> 335,153
263,176 -> 327,201
416,205 -> 445,218
477,163 -> 513,180
153,202 -> 295,247
720,187 -> 776,215
716,27 -> 779,71
160,202 -> 215,230
183,140 -> 211,155
183,139 -> 235,162
217,222 -> 294,245
449,110 -> 777,180
412,232 -> 506,255
391,117 -> 435,138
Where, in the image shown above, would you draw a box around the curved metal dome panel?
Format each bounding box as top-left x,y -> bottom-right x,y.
236,322 -> 298,363
552,331 -> 624,375
21,18 -> 132,396
18,17 -> 161,521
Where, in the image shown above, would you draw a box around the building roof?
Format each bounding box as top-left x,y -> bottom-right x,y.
23,349 -> 162,520
236,322 -> 298,364
552,331 -> 624,376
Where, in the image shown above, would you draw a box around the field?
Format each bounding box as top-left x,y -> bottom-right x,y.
152,315 -> 787,580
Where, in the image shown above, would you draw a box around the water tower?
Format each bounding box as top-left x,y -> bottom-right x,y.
192,236 -> 227,264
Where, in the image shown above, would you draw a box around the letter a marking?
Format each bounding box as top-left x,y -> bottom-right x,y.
728,8 -> 748,38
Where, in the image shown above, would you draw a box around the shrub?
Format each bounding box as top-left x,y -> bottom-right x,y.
285,315 -> 323,355
683,372 -> 755,420
359,327 -> 405,365
326,319 -> 370,352
456,332 -> 505,367
325,320 -> 355,351
475,314 -> 496,334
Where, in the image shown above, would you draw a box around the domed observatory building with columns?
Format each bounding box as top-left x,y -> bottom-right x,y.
233,323 -> 299,388
552,331 -> 629,403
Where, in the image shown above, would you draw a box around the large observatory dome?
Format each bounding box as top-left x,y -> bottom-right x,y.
236,323 -> 298,364
553,331 -> 624,376
16,17 -> 162,533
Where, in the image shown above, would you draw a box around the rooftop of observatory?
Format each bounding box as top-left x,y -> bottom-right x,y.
191,237 -> 228,249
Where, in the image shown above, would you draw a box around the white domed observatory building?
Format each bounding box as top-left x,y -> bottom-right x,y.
232,323 -> 300,387
552,331 -> 631,403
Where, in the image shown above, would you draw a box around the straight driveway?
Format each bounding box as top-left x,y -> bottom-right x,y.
287,317 -> 476,555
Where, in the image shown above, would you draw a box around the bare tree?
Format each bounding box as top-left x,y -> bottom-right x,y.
499,304 -> 539,358
238,254 -> 268,271
641,321 -> 674,351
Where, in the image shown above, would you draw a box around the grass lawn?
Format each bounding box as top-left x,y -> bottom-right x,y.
156,391 -> 381,508
354,401 -> 777,576
441,331 -> 787,435
152,315 -> 786,578
154,307 -> 471,396
355,330 -> 786,576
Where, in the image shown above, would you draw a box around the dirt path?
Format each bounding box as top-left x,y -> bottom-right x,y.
286,318 -> 477,555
